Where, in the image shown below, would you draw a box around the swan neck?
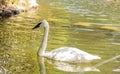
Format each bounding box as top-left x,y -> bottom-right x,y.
38,26 -> 49,56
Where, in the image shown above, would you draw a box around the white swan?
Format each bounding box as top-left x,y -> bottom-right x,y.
33,20 -> 101,63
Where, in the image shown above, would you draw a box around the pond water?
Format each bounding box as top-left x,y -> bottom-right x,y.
0,0 -> 120,74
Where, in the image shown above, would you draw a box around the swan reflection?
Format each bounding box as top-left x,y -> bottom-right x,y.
38,57 -> 100,74
113,67 -> 120,72
47,60 -> 100,72
38,57 -> 46,74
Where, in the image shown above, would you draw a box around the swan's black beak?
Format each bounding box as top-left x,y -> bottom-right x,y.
32,22 -> 42,29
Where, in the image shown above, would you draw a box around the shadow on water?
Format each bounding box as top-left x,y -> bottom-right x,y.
0,0 -> 120,74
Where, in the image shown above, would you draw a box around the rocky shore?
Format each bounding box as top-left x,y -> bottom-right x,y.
0,0 -> 38,18
0,7 -> 20,18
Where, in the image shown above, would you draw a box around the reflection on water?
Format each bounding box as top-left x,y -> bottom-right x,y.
113,67 -> 120,72
38,57 -> 100,74
0,0 -> 120,74
38,57 -> 46,74
47,60 -> 100,72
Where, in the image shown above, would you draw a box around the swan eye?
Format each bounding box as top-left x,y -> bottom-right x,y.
32,22 -> 42,29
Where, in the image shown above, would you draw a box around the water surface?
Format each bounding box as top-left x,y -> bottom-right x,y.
0,0 -> 120,74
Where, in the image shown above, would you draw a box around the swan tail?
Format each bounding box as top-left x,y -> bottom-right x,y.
92,55 -> 101,60
85,55 -> 101,61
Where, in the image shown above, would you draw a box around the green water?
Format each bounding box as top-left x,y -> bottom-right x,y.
0,0 -> 120,74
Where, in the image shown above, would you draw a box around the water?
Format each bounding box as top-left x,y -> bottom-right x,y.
0,0 -> 120,74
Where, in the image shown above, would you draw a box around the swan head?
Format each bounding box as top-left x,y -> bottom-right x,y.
32,20 -> 49,29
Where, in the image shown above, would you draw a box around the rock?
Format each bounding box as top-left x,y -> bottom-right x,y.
0,9 -> 20,18
0,12 -> 2,18
11,10 -> 20,15
4,10 -> 13,17
0,0 -> 39,18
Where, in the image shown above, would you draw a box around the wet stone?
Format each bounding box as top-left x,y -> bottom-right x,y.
0,8 -> 20,18
11,10 -> 20,15
4,10 -> 13,17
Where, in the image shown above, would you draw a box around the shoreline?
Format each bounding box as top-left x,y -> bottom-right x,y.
0,0 -> 39,18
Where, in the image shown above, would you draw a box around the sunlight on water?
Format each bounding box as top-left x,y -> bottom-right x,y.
0,0 -> 120,74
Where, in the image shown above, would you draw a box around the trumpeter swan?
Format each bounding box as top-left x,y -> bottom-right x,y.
33,20 -> 101,63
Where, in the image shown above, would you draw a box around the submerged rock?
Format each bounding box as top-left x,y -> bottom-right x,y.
11,10 -> 20,15
4,10 -> 13,17
0,13 -> 2,18
0,8 -> 20,18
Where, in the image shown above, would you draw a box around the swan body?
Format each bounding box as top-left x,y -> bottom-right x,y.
45,47 -> 100,63
33,20 -> 101,63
